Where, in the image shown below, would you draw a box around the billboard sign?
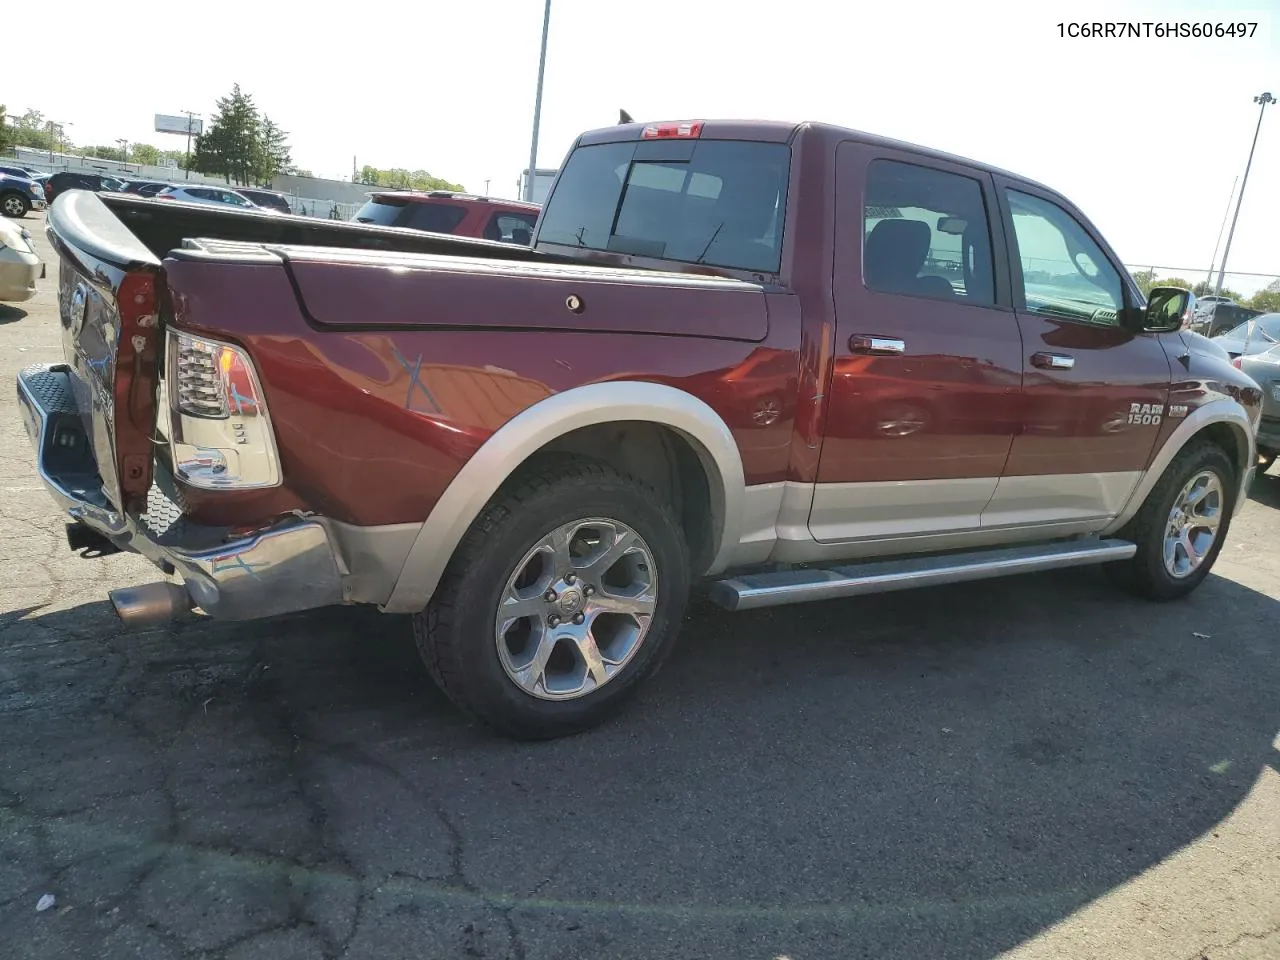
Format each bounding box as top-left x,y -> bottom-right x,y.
155,114 -> 202,136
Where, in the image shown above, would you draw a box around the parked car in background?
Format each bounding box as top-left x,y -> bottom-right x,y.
353,190 -> 540,243
43,171 -> 127,204
237,187 -> 292,214
0,163 -> 45,180
119,179 -> 173,197
1237,344 -> 1280,474
1193,294 -> 1235,318
0,217 -> 42,301
154,185 -> 266,211
1212,313 -> 1280,359
1190,301 -> 1261,338
0,172 -> 48,218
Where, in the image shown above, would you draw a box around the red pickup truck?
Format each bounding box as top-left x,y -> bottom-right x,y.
19,118 -> 1263,739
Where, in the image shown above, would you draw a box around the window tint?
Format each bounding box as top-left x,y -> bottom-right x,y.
1006,189 -> 1123,325
537,139 -> 791,273
402,202 -> 468,233
862,160 -> 995,306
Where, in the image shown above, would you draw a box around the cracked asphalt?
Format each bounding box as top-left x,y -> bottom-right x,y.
2,212 -> 1278,959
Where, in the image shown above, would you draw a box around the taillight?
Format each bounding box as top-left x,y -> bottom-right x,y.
641,120 -> 703,139
167,329 -> 280,489
1231,356 -> 1242,369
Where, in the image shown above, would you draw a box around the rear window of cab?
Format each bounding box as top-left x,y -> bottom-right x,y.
536,139 -> 791,273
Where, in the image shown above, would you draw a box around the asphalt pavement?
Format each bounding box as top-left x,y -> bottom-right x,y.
1,212 -> 1277,960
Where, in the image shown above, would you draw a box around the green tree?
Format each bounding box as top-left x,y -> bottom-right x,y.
131,143 -> 161,165
1248,289 -> 1280,313
8,109 -> 70,151
191,83 -> 261,185
255,115 -> 292,183
1192,279 -> 1243,300
85,145 -> 127,162
0,105 -> 11,155
356,164 -> 464,192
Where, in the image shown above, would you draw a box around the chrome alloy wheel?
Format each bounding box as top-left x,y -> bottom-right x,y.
2,194 -> 26,217
495,518 -> 657,700
1163,470 -> 1224,579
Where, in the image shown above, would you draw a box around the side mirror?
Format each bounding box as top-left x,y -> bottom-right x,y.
1143,286 -> 1191,333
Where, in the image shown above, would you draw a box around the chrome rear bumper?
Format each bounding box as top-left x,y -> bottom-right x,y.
17,362 -> 345,622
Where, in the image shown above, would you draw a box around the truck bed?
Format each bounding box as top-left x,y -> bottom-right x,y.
92,192 -> 562,266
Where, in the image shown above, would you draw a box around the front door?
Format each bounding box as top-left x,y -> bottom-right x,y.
812,143 -> 1023,542
983,180 -> 1174,527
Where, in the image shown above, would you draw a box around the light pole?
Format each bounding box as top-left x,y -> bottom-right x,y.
180,110 -> 201,180
1203,176 -> 1236,293
116,138 -> 128,167
47,121 -> 70,164
1215,91 -> 1274,297
525,0 -> 551,202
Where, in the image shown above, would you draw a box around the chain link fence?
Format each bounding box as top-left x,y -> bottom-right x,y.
1123,264 -> 1280,310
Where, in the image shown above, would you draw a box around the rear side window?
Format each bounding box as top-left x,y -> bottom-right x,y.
537,139 -> 791,273
863,159 -> 996,306
353,196 -> 467,233
402,202 -> 467,233
354,196 -> 408,226
485,212 -> 538,243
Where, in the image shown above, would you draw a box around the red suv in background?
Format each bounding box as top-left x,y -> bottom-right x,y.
352,190 -> 541,244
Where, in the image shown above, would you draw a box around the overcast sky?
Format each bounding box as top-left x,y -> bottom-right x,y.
9,0 -> 1278,290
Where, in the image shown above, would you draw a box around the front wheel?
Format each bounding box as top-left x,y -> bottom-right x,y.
1107,441 -> 1236,600
1,192 -> 30,218
414,458 -> 691,740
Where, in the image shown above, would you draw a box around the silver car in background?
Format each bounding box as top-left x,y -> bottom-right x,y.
154,185 -> 266,211
1238,344 -> 1280,475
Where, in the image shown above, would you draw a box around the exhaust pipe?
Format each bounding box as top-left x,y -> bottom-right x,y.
109,582 -> 194,629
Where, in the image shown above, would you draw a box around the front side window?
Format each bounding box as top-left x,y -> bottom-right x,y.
1006,189 -> 1124,325
537,138 -> 791,273
862,159 -> 996,306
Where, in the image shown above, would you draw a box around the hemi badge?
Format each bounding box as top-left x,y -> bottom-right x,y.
1168,404 -> 1189,419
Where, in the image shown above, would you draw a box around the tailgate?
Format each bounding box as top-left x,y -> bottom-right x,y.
46,190 -> 165,514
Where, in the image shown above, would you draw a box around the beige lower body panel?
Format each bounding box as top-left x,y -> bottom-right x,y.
732,471 -> 1138,568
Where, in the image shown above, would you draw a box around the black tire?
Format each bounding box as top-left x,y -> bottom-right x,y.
1259,449 -> 1277,476
413,457 -> 691,740
1107,440 -> 1236,601
1,191 -> 30,218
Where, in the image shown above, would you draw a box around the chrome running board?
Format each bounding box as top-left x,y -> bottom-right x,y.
707,538 -> 1137,612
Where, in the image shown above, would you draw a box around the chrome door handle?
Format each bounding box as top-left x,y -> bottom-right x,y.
849,335 -> 905,355
1031,352 -> 1075,370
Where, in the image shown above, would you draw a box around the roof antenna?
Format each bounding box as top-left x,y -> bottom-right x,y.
619,109 -> 633,124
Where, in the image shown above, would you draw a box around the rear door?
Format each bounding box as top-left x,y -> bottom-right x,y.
983,179 -> 1173,526
47,191 -> 165,514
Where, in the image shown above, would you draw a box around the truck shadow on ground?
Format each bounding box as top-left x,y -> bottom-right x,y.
1248,468 -> 1280,508
1,566 -> 1277,960
0,304 -> 29,324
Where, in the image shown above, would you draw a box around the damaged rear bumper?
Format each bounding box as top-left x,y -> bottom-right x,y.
17,362 -> 345,622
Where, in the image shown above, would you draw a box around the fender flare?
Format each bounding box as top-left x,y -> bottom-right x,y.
1102,397 -> 1256,535
381,381 -> 747,614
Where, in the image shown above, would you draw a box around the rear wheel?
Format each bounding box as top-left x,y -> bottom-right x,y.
414,458 -> 691,740
1108,441 -> 1236,600
1,192 -> 30,218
